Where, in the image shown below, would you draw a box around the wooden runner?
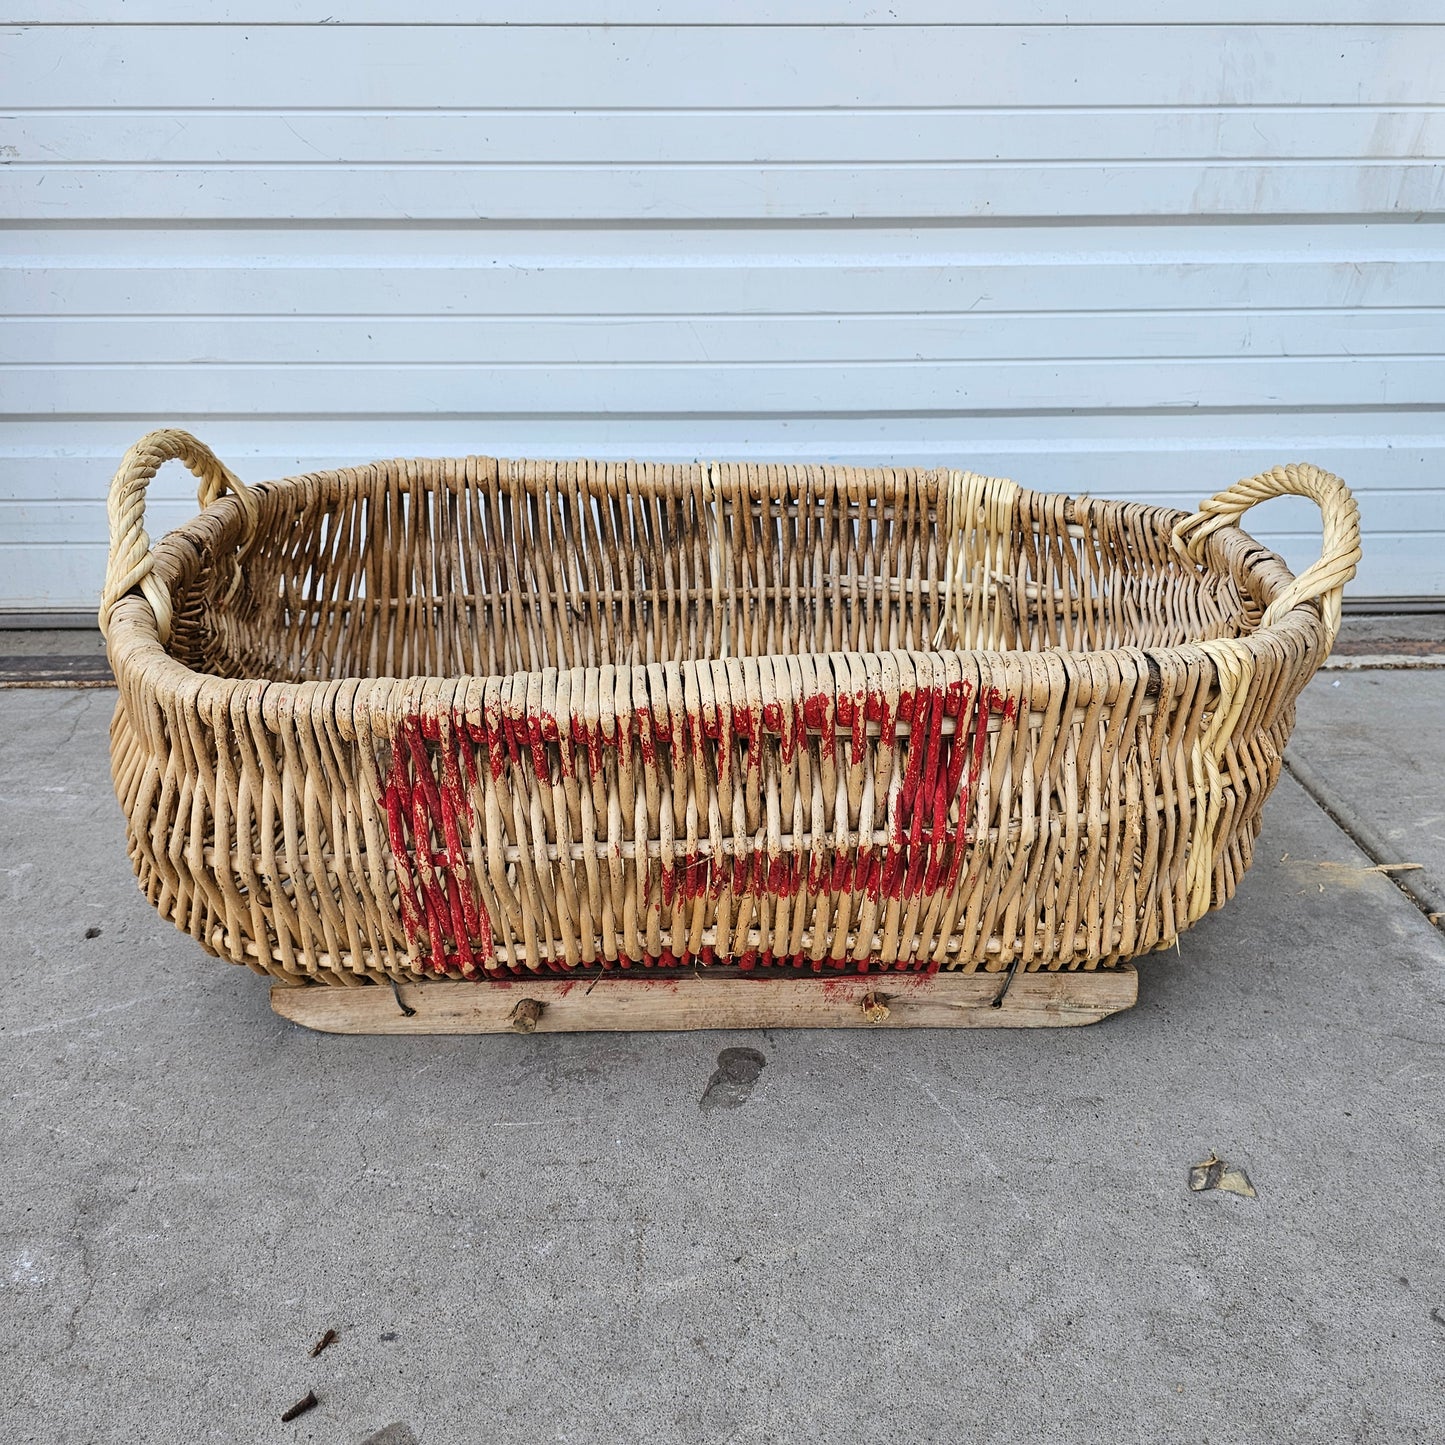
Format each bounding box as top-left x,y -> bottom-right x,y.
272,964 -> 1139,1034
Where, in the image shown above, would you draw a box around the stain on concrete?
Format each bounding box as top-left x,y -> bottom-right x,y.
700,1047 -> 767,1112
360,1425 -> 419,1445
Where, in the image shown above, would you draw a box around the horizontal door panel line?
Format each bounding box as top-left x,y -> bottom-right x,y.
13,404 -> 1445,422
9,354 -> 1444,369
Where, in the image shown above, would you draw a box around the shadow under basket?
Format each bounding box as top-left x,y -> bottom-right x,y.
99,432 -> 1360,1034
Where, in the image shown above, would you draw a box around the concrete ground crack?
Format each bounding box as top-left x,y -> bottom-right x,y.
48,1186 -> 102,1368
1283,754 -> 1445,933
63,1229 -> 97,1359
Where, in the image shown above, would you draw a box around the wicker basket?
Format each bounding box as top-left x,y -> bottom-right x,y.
99,431 -> 1359,1029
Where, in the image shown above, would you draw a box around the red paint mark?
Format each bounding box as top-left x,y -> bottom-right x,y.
765,855 -> 801,898
807,853 -> 829,895
462,958 -> 935,985
378,681 -> 1017,977
571,714 -> 605,781
730,702 -> 762,775
383,714 -> 495,975
482,694 -> 507,780
636,706 -> 658,770
802,691 -> 831,734
661,848 -> 727,908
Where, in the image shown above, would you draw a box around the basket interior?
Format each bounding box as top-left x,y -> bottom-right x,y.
161,460 -> 1272,683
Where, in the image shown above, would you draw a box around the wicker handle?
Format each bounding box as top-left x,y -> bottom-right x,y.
100,429 -> 250,643
1172,463 -> 1361,644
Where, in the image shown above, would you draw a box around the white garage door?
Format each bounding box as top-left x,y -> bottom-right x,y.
2,4 -> 1443,613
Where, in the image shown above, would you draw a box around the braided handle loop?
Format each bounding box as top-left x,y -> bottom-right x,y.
100,429 -> 251,643
1172,463 -> 1361,644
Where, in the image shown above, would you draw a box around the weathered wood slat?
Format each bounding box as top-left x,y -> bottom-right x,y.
270,964 -> 1140,1034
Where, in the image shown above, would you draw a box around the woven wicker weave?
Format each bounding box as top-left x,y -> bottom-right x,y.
100,431 -> 1359,988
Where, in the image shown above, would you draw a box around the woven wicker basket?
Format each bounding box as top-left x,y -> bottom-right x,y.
100,431 -> 1359,1029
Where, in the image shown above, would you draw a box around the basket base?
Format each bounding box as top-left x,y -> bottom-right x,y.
269,964 -> 1138,1035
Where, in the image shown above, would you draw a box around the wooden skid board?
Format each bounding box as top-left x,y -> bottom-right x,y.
270,965 -> 1138,1035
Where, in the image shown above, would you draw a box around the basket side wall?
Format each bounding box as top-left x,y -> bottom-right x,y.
107,615 -> 1323,983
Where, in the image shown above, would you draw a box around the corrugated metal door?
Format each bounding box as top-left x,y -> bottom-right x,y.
2,5 -> 1442,610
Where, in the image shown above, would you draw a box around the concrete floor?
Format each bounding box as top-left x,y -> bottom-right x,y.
2,682 -> 1443,1445
1290,671 -> 1445,922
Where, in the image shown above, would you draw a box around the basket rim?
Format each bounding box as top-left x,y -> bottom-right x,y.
104,464 -> 1332,722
